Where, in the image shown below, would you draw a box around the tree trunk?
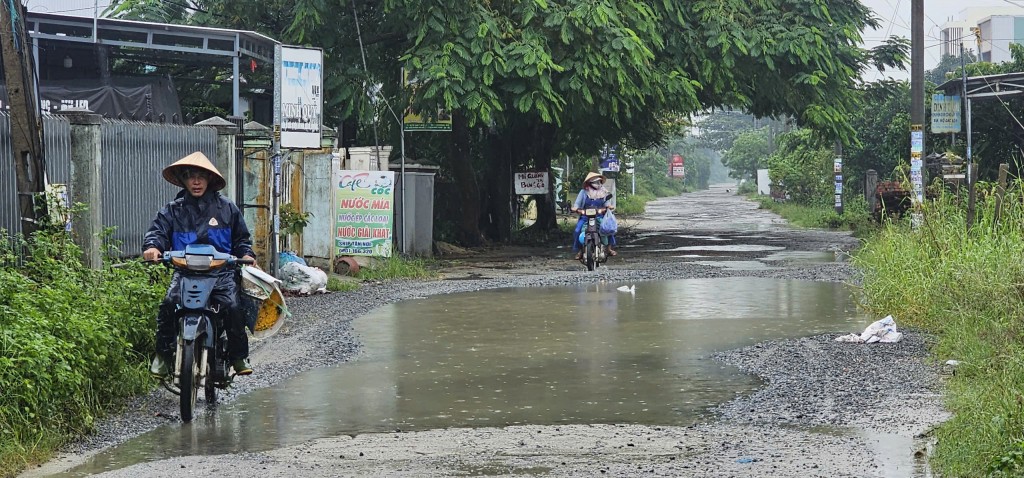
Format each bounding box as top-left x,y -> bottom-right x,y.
485,126 -> 514,242
531,123 -> 558,231
449,111 -> 484,246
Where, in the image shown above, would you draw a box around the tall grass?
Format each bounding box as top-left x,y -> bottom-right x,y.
853,181 -> 1024,476
0,231 -> 166,478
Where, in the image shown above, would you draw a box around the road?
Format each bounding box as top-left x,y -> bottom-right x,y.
24,184 -> 947,478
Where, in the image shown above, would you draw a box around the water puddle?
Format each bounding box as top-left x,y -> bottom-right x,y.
692,260 -> 777,271
762,250 -> 842,264
54,278 -> 871,477
650,244 -> 786,253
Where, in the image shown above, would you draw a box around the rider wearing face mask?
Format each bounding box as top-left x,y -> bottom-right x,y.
570,172 -> 617,260
142,151 -> 256,378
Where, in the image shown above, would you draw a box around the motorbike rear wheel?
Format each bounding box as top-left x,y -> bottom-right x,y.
179,341 -> 200,422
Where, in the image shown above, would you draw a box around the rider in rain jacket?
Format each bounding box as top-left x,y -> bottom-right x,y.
142,151 -> 256,378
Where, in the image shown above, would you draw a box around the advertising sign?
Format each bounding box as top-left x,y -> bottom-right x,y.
931,94 -> 962,133
277,46 -> 323,149
599,144 -> 620,173
335,171 -> 395,257
514,172 -> 549,195
670,154 -> 685,178
403,69 -> 453,132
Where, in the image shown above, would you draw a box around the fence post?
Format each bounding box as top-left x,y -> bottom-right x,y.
865,169 -> 878,214
996,163 -> 1008,224
195,116 -> 239,202
59,109 -> 103,269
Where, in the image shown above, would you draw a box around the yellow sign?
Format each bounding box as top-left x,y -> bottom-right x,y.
402,69 -> 452,132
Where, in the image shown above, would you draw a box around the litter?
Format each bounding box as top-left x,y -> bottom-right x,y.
279,261 -> 328,295
616,284 -> 635,294
835,315 -> 903,343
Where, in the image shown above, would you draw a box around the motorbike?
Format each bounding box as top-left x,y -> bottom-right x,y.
578,207 -> 611,271
159,244 -> 252,423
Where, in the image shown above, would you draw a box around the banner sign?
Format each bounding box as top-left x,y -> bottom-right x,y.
335,171 -> 395,257
514,172 -> 549,195
403,69 -> 452,131
599,144 -> 620,172
931,94 -> 962,133
278,46 -> 323,149
910,126 -> 924,203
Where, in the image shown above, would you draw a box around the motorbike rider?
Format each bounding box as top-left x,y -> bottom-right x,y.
142,151 -> 256,378
570,171 -> 617,260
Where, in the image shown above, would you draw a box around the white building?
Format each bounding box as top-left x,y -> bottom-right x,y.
977,15 -> 1024,63
939,6 -> 1024,60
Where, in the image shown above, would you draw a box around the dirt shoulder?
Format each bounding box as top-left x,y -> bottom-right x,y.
23,185 -> 948,478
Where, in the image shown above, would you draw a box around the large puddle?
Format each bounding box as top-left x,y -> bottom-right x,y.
55,277 -> 872,476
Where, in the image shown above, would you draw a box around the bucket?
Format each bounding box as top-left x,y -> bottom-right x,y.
241,266 -> 288,339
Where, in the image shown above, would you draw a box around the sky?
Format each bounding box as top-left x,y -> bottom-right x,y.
860,0 -> 1024,81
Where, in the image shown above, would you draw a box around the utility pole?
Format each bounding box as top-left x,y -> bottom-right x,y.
1,0 -> 47,236
910,0 -> 926,224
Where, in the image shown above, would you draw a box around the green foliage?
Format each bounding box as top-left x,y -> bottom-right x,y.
0,232 -> 165,476
355,255 -> 436,281
722,128 -> 773,180
852,181 -> 1024,476
616,193 -> 652,216
766,129 -> 833,206
326,275 -> 360,292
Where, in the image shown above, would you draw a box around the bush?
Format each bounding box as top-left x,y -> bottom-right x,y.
615,193 -> 653,216
0,231 -> 166,477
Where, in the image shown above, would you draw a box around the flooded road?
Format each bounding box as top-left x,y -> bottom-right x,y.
25,185 -> 942,478
59,276 -> 869,476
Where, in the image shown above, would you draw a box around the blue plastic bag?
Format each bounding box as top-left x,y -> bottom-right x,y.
600,210 -> 618,235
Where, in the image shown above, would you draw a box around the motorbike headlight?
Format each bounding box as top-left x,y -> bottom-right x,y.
184,254 -> 213,271
585,208 -> 598,215
171,256 -> 189,268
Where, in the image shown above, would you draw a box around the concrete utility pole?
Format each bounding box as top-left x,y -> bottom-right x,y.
910,0 -> 926,218
0,0 -> 47,236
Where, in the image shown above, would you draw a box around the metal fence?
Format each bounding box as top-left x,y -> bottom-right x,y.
1,114 -> 218,256
0,113 -> 72,240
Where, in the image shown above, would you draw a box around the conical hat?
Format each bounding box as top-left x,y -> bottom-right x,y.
582,171 -> 606,187
162,151 -> 226,191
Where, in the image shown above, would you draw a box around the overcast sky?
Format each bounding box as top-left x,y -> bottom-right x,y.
860,0 -> 1024,80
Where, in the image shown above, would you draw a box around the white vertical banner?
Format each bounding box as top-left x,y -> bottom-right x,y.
277,46 -> 323,149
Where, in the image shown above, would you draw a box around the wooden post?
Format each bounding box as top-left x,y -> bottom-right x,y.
865,169 -> 878,215
0,0 -> 47,236
995,163 -> 1008,225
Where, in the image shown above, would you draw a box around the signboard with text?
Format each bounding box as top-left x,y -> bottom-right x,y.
514,172 -> 549,195
402,69 -> 453,131
335,171 -> 395,257
277,46 -> 323,149
670,154 -> 685,178
931,94 -> 962,134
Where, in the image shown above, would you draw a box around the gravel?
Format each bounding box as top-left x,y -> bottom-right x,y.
21,186 -> 949,478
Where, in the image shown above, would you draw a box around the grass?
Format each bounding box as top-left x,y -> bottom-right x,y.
754,194 -> 877,236
355,255 -> 436,281
851,183 -> 1024,477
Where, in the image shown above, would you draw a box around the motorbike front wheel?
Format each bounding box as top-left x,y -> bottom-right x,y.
179,341 -> 200,422
585,240 -> 596,271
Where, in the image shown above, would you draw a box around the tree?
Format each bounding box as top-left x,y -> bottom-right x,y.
108,0 -> 908,246
722,128 -> 773,180
766,129 -> 832,205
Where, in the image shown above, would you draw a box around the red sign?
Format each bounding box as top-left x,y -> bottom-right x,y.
670,154 -> 685,178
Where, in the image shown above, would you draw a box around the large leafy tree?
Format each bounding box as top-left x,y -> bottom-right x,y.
106,0 -> 907,246
721,128 -> 774,180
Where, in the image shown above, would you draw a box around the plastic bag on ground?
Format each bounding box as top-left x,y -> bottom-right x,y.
834,315 -> 903,344
279,261 -> 328,295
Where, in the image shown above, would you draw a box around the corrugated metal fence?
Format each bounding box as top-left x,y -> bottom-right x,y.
0,113 -> 72,239
1,113 -> 218,255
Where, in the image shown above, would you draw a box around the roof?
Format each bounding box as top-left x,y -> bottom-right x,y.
27,11 -> 277,63
937,71 -> 1024,101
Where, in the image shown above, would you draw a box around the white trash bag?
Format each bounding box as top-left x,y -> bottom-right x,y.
279,261 -> 328,295
835,315 -> 903,344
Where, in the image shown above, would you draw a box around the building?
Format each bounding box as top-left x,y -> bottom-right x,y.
939,6 -> 1024,60
977,15 -> 1024,63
